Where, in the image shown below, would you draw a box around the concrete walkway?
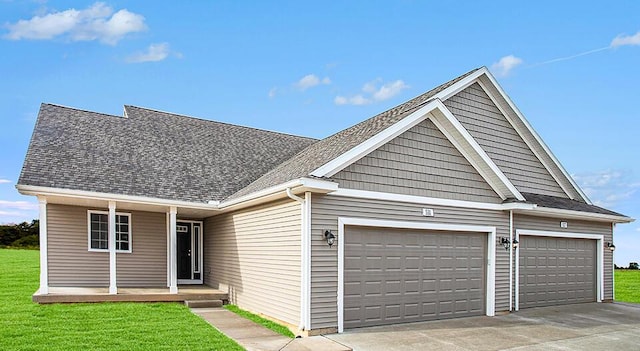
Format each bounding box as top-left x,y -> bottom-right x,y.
191,307 -> 351,351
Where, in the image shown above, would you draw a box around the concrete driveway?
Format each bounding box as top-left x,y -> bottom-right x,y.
326,303 -> 640,351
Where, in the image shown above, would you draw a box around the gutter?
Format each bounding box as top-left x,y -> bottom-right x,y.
16,185 -> 219,210
517,206 -> 635,224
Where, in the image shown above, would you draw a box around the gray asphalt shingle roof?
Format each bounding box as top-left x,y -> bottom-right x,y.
18,104 -> 317,203
18,69 -> 627,219
518,193 -> 625,217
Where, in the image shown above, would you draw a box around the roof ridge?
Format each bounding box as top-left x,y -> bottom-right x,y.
41,103 -> 124,119
124,105 -> 318,142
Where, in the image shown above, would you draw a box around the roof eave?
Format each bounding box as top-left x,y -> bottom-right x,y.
514,205 -> 634,223
217,177 -> 338,212
16,184 -> 220,211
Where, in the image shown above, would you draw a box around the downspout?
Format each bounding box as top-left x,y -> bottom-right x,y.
509,210 -> 513,311
286,188 -> 308,332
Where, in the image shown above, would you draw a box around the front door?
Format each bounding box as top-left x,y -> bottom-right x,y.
176,221 -> 203,284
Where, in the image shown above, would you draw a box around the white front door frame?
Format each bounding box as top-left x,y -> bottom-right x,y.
176,220 -> 204,285
337,217 -> 496,333
514,229 -> 604,311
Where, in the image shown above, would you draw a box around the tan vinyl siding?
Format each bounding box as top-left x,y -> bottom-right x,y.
477,75 -> 583,201
444,83 -> 568,198
310,194 -> 510,330
47,204 -> 167,287
332,119 -> 501,204
203,199 -> 301,326
117,211 -> 167,287
48,204 -> 109,287
513,214 -> 613,300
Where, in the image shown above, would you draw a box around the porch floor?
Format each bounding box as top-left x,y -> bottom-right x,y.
33,285 -> 228,304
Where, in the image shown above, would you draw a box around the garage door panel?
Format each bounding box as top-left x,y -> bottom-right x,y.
344,226 -> 486,329
519,236 -> 596,309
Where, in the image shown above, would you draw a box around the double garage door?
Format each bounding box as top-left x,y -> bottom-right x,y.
518,235 -> 597,309
343,226 -> 486,329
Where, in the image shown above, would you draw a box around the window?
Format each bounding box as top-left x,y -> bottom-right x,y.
88,211 -> 132,253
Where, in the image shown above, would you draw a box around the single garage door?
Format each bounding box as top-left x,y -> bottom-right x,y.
344,226 -> 486,329
519,236 -> 596,309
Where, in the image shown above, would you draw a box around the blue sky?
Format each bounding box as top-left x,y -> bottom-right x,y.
0,1 -> 638,265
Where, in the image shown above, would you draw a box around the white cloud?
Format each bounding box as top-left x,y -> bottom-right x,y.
0,200 -> 39,211
0,200 -> 38,224
268,87 -> 277,98
0,179 -> 11,184
573,170 -> 639,208
334,94 -> 371,106
4,2 -> 147,45
373,80 -> 409,101
491,55 -> 523,77
611,31 -> 640,48
335,79 -> 408,106
126,42 -> 170,63
295,74 -> 331,91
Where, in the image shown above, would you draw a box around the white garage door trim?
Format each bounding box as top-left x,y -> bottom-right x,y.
514,229 -> 603,311
337,217 -> 497,333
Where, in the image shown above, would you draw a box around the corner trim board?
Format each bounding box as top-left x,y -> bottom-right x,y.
38,196 -> 48,295
336,217 -> 496,333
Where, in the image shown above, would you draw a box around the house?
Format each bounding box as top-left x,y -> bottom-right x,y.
17,67 -> 633,335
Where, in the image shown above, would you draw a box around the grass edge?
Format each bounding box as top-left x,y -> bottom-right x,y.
224,304 -> 296,338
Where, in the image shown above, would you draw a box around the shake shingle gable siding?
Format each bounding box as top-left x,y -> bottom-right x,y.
18,104 -> 317,203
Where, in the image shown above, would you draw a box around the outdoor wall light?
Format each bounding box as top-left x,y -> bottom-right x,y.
324,230 -> 336,248
500,237 -> 511,251
512,238 -> 519,249
607,242 -> 616,252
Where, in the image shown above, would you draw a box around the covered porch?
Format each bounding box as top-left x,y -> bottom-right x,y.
32,191 -> 221,301
33,285 -> 228,304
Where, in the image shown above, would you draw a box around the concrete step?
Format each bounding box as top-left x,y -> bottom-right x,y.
185,299 -> 223,308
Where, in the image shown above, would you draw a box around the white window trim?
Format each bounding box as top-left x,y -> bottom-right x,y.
87,210 -> 132,253
514,229 -> 604,311
337,217 -> 496,333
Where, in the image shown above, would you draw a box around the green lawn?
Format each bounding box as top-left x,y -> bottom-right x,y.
0,249 -> 243,351
615,269 -> 640,303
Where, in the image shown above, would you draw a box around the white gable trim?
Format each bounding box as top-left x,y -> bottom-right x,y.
473,78 -> 576,201
429,100 -> 525,201
477,71 -> 592,204
311,99 -> 442,178
310,97 -> 524,201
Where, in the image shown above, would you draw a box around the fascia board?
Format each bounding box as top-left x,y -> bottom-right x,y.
218,177 -> 337,210
16,185 -> 219,210
516,206 -> 634,223
310,100 -> 441,178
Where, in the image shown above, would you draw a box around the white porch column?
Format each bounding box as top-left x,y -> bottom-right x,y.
38,196 -> 48,295
169,206 -> 178,294
166,213 -> 170,287
108,201 -> 117,295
